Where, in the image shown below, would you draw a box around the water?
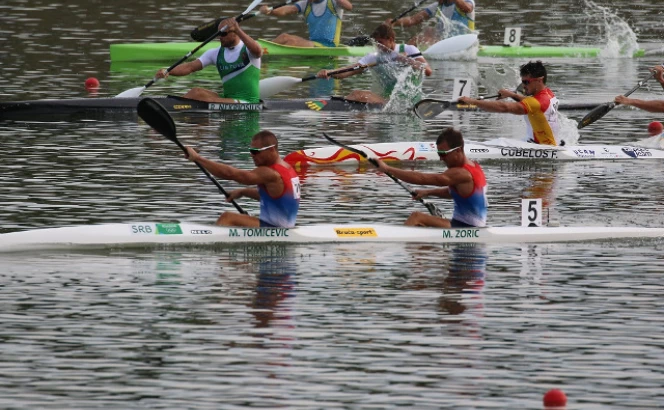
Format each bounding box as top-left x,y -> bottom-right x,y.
1,0 -> 664,408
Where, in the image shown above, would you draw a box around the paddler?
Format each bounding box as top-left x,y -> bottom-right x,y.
183,131 -> 301,228
155,18 -> 262,103
259,0 -> 353,47
458,60 -> 562,146
614,65 -> 664,113
315,24 -> 432,104
374,128 -> 488,228
389,0 -> 475,47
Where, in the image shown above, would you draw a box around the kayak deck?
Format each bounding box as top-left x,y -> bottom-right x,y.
284,138 -> 664,166
0,96 -> 600,122
1,222 -> 662,252
109,40 -> 647,62
0,96 -> 384,122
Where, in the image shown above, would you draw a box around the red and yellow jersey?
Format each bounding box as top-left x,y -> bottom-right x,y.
520,88 -> 560,146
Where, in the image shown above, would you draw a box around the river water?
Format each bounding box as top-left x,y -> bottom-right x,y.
1,0 -> 664,408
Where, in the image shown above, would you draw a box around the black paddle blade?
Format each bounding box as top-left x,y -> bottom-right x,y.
577,102 -> 615,129
345,35 -> 372,47
137,98 -> 177,141
191,17 -> 225,41
413,99 -> 452,120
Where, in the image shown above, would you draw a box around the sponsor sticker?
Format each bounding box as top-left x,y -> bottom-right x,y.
621,147 -> 652,158
416,142 -> 434,152
156,223 -> 183,235
190,230 -> 213,235
334,227 -> 378,237
573,149 -> 596,158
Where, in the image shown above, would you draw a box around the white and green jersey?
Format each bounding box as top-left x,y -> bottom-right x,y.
198,42 -> 261,103
358,44 -> 424,100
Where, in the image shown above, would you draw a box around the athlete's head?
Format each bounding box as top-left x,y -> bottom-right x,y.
519,60 -> 548,95
371,24 -> 396,51
250,130 -> 279,165
520,60 -> 547,83
436,128 -> 465,167
218,18 -> 240,47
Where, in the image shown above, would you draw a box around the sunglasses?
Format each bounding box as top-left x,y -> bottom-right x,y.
219,31 -> 234,37
521,77 -> 541,85
437,146 -> 461,157
248,144 -> 275,155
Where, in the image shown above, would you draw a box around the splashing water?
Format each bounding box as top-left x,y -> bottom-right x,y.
377,64 -> 426,113
580,0 -> 639,58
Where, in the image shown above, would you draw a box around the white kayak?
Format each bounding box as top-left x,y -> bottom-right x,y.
0,222 -> 662,252
284,138 -> 664,166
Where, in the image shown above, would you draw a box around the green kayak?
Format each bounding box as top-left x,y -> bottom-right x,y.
478,45 -> 645,58
109,39 -> 645,62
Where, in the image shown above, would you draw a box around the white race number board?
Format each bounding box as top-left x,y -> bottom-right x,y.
521,198 -> 542,227
452,78 -> 472,101
504,27 -> 522,47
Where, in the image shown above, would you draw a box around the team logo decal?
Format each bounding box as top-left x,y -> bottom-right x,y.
305,100 -> 328,111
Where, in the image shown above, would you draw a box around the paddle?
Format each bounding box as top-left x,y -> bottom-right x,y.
190,1 -> 293,41
345,0 -> 429,47
137,97 -> 249,215
413,94 -> 500,120
322,133 -> 442,217
115,0 -> 263,99
413,83 -> 524,120
577,71 -> 656,129
259,52 -> 423,99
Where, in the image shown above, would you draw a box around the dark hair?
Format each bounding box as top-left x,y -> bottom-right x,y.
371,24 -> 396,41
436,128 -> 464,148
520,60 -> 547,84
252,130 -> 278,147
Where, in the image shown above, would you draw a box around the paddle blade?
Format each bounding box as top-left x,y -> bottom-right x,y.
577,102 -> 615,129
137,98 -> 177,142
345,35 -> 372,47
259,76 -> 303,99
242,0 -> 264,14
191,17 -> 224,41
422,34 -> 478,59
116,86 -> 146,98
413,99 -> 452,120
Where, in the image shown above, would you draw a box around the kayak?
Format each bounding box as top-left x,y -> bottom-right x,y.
1,221 -> 662,252
284,138 -> 664,166
478,45 -> 645,58
0,95 -> 384,122
0,96 -> 600,122
109,40 -> 646,62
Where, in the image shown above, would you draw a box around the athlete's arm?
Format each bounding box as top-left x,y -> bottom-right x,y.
259,4 -> 299,16
375,160 -> 472,188
184,147 -> 281,186
156,60 -> 203,78
414,187 -> 451,199
614,96 -> 664,113
458,97 -> 527,115
337,0 -> 353,11
455,0 -> 474,13
393,10 -> 430,28
235,24 -> 263,58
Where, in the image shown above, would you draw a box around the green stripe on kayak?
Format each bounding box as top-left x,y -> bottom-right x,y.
109,40 -> 646,62
257,39 -> 374,57
109,39 -> 374,62
478,45 -> 645,58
